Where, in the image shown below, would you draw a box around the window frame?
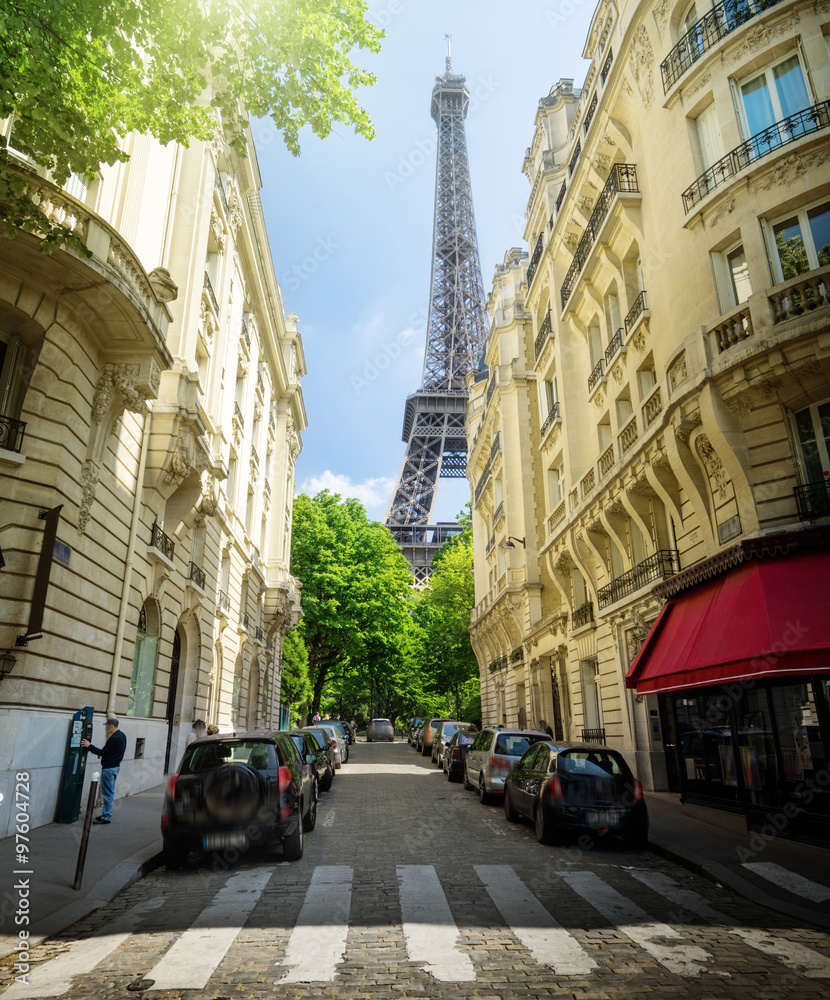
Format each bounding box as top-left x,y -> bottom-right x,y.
762,197 -> 830,285
735,50 -> 811,141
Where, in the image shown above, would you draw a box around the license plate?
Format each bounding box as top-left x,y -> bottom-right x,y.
202,831 -> 248,850
584,810 -> 621,828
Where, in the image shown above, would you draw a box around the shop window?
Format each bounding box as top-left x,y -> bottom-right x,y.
734,688 -> 778,805
673,693 -> 741,804
792,400 -> 830,483
766,200 -> 830,283
737,53 -> 811,139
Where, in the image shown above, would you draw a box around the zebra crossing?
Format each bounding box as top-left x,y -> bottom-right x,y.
4,863 -> 830,997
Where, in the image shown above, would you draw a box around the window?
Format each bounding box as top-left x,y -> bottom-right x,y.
767,201 -> 830,282
0,335 -> 24,423
128,605 -> 159,718
695,102 -> 724,172
598,416 -> 612,450
738,54 -> 810,138
714,242 -> 752,311
636,359 -> 657,400
793,401 -> 830,483
616,395 -> 633,427
549,463 -> 565,506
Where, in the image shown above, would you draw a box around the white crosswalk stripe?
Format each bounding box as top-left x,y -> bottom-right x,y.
560,870 -> 717,977
632,870 -> 830,978
475,865 -> 597,975
742,862 -> 830,903
397,865 -> 475,981
146,868 -> 273,991
1,899 -> 166,999
276,866 -> 353,983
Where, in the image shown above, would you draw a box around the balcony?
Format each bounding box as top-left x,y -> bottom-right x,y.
541,401 -> 560,439
556,180 -> 567,213
547,499 -> 567,535
604,328 -> 623,367
625,290 -> 648,335
535,312 -> 553,360
768,264 -> 830,325
0,414 -> 26,453
251,444 -> 259,468
572,602 -> 595,629
682,101 -> 830,213
214,172 -> 229,216
580,468 -> 596,500
643,385 -> 663,428
598,443 -> 615,479
709,302 -> 753,354
256,371 -> 265,395
619,415 -> 639,455
588,358 -> 605,393
583,92 -> 598,136
150,522 -> 175,561
494,500 -> 505,525
216,591 -> 231,616
188,561 -> 206,591
561,164 -> 639,308
600,49 -> 613,86
568,140 -> 581,177
241,316 -> 251,351
794,480 -> 830,521
255,625 -> 264,642
239,611 -> 250,631
596,549 -> 680,609
203,272 -> 219,313
661,0 -> 787,93
527,232 -> 544,286
234,400 -> 244,430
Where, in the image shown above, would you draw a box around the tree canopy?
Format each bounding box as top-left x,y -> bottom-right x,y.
0,0 -> 382,249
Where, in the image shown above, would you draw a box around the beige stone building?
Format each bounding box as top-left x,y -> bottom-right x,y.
0,118 -> 305,833
469,0 -> 830,841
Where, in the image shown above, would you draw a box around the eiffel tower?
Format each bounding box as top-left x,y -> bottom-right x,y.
386,40 -> 487,586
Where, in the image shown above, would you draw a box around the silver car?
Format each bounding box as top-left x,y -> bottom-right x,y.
366,718 -> 394,742
431,721 -> 476,765
464,727 -> 550,804
304,724 -> 345,768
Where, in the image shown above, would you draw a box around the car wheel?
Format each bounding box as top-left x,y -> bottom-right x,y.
342,746 -> 349,763
367,737 -> 372,742
283,811 -> 304,861
463,765 -> 474,790
534,804 -> 555,845
504,785 -> 519,823
162,839 -> 189,869
305,780 -> 318,832
478,775 -> 492,805
321,765 -> 333,792
421,743 -> 430,756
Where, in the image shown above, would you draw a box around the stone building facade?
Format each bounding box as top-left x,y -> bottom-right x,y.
469,0 -> 830,840
0,118 -> 305,834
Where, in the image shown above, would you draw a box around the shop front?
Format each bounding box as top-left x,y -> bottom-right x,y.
626,530 -> 830,846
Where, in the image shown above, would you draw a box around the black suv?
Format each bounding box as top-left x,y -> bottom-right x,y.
160,730 -> 317,867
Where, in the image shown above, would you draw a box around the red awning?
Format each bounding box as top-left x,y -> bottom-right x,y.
625,549 -> 830,695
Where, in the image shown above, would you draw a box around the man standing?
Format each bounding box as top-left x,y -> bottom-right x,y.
80,717 -> 127,825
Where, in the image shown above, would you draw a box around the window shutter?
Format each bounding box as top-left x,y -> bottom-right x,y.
695,103 -> 723,171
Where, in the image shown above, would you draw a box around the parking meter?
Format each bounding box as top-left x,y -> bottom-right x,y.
55,706 -> 94,823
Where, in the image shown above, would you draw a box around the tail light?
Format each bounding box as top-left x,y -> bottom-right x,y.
632,779 -> 643,804
161,774 -> 178,829
278,766 -> 293,819
489,755 -> 511,779
330,737 -> 338,750
166,774 -> 178,801
451,747 -> 461,761
546,774 -> 563,803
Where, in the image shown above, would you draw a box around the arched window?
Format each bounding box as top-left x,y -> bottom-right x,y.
128,603 -> 160,717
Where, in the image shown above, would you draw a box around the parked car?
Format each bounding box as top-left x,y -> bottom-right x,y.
503,741 -> 649,847
410,719 -> 425,748
442,730 -> 476,781
329,719 -> 356,744
160,730 -> 316,867
366,718 -> 395,742
431,721 -> 476,765
322,721 -> 350,762
301,727 -> 337,786
464,727 -> 550,804
304,724 -> 346,768
287,729 -> 334,792
419,717 -> 450,756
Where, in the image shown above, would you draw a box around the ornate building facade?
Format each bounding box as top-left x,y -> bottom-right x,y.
0,118 -> 305,833
469,0 -> 830,840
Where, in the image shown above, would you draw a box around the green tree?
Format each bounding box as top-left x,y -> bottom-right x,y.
290,490 -> 413,716
0,0 -> 382,251
280,626 -> 311,714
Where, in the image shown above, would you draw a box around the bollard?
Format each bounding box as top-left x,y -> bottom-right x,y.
73,772 -> 99,891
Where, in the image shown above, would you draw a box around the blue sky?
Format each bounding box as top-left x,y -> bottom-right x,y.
257,0 -> 597,522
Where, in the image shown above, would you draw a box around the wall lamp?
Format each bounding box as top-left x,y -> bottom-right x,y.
502,536 -> 526,549
0,652 -> 17,681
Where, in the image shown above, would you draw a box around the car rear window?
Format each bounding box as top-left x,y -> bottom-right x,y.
558,750 -> 626,777
183,740 -> 276,773
457,733 -> 475,746
494,733 -> 548,756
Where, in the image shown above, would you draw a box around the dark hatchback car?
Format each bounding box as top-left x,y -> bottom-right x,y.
287,729 -> 334,791
331,719 -> 356,744
503,741 -> 649,847
442,730 -> 476,781
301,725 -> 339,775
160,730 -> 317,867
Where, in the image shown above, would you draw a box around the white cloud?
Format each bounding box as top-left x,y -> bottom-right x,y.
298,471 -> 396,517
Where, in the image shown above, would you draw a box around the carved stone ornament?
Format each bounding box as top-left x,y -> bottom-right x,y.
92,364 -> 147,422
683,73 -> 712,102
652,0 -> 673,35
757,146 -> 830,191
593,389 -> 605,409
696,433 -> 729,500
626,609 -> 653,662
227,192 -> 243,239
577,196 -> 595,216
667,351 -> 688,392
148,266 -> 178,303
628,476 -> 654,497
194,476 -> 220,523
599,134 -> 617,148
254,398 -> 263,422
248,460 -> 258,491
563,231 -> 580,253
164,431 -> 209,487
287,413 -> 300,463
593,153 -> 611,173
200,300 -> 216,344
633,331 -> 647,353
629,26 -> 655,110
77,459 -> 100,534
237,352 -> 250,380
727,15 -> 801,66
611,364 -> 624,384
210,120 -> 225,163
707,198 -> 736,227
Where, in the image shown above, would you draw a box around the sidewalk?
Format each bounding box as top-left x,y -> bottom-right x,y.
0,782 -> 165,959
1,784 -> 828,959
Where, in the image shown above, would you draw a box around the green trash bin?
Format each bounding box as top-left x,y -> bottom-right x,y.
55,706 -> 93,823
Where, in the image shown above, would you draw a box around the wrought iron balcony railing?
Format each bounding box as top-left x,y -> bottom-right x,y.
234,400 -> 244,428
568,139 -> 581,177
556,180 -> 567,213
217,591 -> 231,614
561,165 -> 639,308
588,358 -> 605,393
203,272 -> 219,312
540,402 -> 560,438
535,312 -> 552,359
527,232 -> 544,286
661,0 -> 787,92
794,479 -> 830,520
572,602 -> 595,629
150,522 -> 175,561
255,625 -> 264,642
597,549 -> 680,609
214,172 -> 229,215
581,728 -> 606,744
604,328 -> 623,367
683,101 -> 830,213
257,371 -> 265,395
625,290 -> 648,334
601,49 -> 613,85
583,92 -> 598,136
494,500 -> 505,524
188,561 -> 206,590
239,611 -> 250,630
241,316 -> 251,349
0,414 -> 26,453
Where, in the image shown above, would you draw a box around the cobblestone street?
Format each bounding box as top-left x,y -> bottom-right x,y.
3,741 -> 829,999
